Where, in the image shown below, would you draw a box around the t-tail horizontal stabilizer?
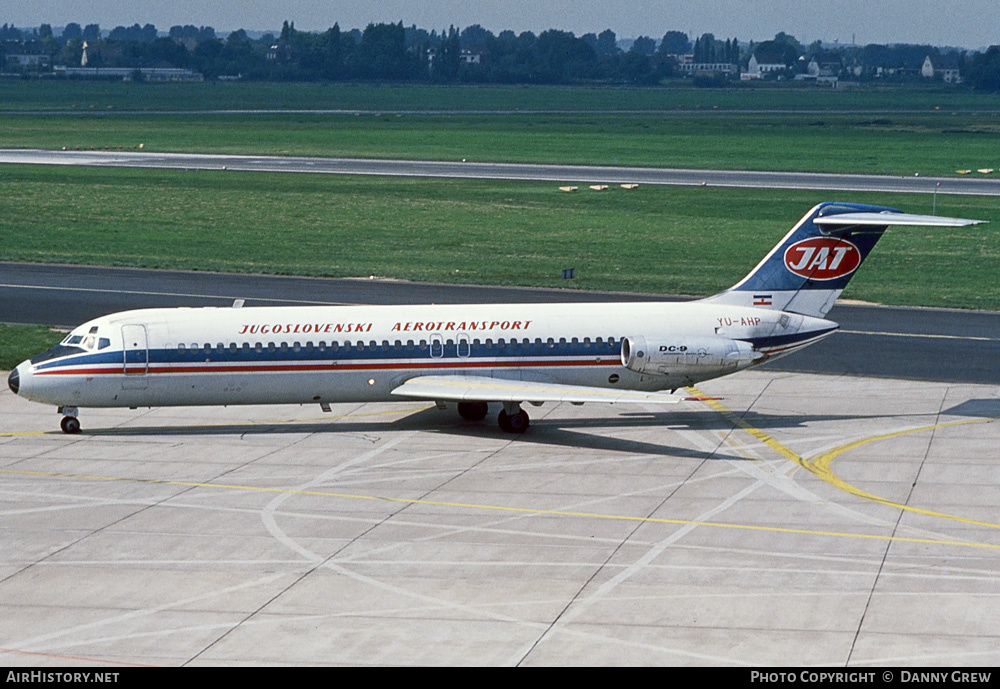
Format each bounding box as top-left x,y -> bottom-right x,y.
813,212 -> 984,229
702,202 -> 986,319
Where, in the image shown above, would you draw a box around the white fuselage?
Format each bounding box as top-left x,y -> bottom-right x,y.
13,300 -> 836,409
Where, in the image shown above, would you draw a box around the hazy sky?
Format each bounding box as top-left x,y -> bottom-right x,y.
8,1 -> 997,49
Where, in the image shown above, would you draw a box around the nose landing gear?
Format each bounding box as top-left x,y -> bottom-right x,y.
58,406 -> 81,434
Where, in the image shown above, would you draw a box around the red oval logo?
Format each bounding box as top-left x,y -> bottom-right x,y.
783,237 -> 861,281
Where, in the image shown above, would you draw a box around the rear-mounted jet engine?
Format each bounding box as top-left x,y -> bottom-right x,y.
620,336 -> 762,376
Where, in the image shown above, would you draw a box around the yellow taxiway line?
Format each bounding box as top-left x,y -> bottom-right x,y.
689,387 -> 1000,531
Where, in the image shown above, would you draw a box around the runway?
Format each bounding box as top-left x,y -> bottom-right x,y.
2,148 -> 999,196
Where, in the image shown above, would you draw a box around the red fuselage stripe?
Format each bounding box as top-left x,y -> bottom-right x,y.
36,358 -> 622,376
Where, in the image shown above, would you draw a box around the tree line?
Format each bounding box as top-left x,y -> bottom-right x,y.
3,20 -> 999,90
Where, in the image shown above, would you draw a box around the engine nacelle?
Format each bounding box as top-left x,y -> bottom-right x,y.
620,336 -> 762,375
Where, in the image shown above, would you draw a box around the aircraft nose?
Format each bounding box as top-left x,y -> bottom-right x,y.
8,366 -> 20,395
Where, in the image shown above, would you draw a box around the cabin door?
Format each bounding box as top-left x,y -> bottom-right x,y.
121,324 -> 149,389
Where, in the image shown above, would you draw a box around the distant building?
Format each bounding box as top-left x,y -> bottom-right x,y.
922,54 -> 962,83
267,41 -> 294,62
3,40 -> 51,71
55,66 -> 204,82
793,56 -> 840,86
678,58 -> 738,78
744,52 -> 787,79
459,49 -> 481,65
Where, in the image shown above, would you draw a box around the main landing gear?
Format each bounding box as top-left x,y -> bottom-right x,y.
497,403 -> 529,434
457,401 -> 530,433
457,401 -> 489,422
58,406 -> 81,434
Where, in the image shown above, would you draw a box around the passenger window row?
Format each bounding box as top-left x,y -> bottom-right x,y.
173,337 -> 622,355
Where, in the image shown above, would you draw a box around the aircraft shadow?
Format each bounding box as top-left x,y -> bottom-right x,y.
71,405 -> 969,460
941,399 -> 1000,419
78,412 -> 731,459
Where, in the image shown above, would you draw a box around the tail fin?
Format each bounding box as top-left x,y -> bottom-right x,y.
701,202 -> 984,318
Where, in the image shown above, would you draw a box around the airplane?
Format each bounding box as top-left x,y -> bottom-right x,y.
7,202 -> 985,435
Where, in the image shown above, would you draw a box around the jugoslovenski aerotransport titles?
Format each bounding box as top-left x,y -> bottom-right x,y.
8,203 -> 985,435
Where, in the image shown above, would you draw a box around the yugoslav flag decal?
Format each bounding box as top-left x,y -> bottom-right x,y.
783,237 -> 861,280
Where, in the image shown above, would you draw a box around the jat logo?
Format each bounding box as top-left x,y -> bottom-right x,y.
783,237 -> 860,280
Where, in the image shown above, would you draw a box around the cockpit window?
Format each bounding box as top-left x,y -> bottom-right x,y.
50,327 -> 103,359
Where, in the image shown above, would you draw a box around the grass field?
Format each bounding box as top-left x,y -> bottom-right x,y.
2,164 -> 997,308
4,81 -> 1000,112
0,324 -> 64,370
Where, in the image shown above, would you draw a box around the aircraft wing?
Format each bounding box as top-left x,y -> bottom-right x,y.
391,375 -> 707,405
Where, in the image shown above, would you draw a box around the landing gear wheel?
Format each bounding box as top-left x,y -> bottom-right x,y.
60,416 -> 81,434
458,401 -> 489,422
497,409 -> 529,433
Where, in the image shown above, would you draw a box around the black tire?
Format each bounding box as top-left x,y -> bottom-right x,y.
457,401 -> 489,421
498,409 -> 529,433
60,416 -> 81,434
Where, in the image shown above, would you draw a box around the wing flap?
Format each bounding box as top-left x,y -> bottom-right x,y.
391,375 -> 695,405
